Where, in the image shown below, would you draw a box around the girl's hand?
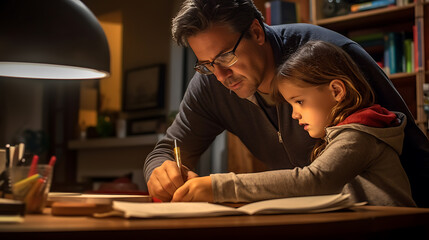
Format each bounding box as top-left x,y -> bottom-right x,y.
171,176 -> 213,202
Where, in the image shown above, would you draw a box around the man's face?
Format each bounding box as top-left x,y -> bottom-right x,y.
188,23 -> 267,98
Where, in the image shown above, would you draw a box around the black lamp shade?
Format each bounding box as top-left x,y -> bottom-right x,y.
0,0 -> 110,79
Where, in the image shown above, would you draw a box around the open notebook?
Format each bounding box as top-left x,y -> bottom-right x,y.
96,193 -> 365,218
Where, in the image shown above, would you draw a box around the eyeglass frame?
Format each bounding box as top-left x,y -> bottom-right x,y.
193,26 -> 249,75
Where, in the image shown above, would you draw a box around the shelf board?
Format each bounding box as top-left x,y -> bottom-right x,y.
388,72 -> 417,80
68,134 -> 164,150
314,4 -> 415,32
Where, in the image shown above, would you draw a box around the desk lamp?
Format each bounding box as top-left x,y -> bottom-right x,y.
0,0 -> 110,80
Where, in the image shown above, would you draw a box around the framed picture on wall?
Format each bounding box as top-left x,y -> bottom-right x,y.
127,115 -> 166,135
123,64 -> 166,112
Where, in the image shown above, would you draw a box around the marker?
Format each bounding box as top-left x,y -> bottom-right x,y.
28,155 -> 39,177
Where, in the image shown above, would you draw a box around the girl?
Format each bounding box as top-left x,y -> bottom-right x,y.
172,40 -> 415,207
269,40 -> 415,206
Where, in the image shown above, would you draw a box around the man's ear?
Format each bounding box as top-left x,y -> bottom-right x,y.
329,79 -> 346,102
249,19 -> 265,45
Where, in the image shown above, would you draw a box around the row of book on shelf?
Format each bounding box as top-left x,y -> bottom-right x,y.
264,0 -> 413,25
350,27 -> 419,75
350,0 -> 412,13
263,0 -> 421,75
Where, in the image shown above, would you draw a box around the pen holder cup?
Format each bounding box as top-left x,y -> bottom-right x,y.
8,164 -> 53,214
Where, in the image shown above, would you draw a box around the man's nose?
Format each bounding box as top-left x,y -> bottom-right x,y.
213,65 -> 233,83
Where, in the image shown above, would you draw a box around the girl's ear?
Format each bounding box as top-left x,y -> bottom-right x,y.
329,79 -> 346,102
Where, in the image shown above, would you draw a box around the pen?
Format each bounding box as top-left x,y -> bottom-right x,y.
174,139 -> 182,176
17,143 -> 25,166
5,144 -> 10,168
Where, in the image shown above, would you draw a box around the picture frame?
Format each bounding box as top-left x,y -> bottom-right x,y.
123,64 -> 166,112
127,116 -> 166,135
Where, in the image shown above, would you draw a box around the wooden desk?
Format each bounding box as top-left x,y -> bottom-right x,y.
1,206 -> 429,239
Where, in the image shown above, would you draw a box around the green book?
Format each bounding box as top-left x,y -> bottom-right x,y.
404,39 -> 413,73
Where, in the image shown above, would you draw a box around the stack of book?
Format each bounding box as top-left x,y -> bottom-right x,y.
350,30 -> 415,75
47,192 -> 152,216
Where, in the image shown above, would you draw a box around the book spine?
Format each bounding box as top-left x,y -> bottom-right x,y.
270,0 -> 281,25
265,2 -> 271,25
411,40 -> 415,72
386,31 -> 408,74
351,0 -> 396,13
295,1 -> 301,23
270,0 -> 297,25
415,19 -> 424,71
395,32 -> 407,72
413,25 -> 418,72
388,32 -> 397,74
384,33 -> 390,75
404,39 -> 413,73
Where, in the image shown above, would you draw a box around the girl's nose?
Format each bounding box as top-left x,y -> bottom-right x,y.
291,110 -> 301,120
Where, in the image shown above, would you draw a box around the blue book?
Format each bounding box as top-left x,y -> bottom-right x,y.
270,0 -> 297,25
386,32 -> 404,74
351,0 -> 396,13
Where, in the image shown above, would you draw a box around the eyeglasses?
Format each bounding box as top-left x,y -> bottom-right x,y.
194,28 -> 247,75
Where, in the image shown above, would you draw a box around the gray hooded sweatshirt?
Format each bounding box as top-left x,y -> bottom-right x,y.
211,107 -> 416,207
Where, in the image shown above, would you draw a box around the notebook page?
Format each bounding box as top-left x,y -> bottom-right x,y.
237,194 -> 351,215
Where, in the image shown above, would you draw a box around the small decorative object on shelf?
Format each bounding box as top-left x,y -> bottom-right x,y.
96,112 -> 117,138
322,0 -> 351,18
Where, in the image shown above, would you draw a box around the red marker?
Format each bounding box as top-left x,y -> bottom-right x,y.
28,155 -> 39,177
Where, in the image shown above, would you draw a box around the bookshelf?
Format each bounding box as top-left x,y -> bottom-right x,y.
231,0 -> 427,174
309,0 -> 427,132
257,0 -> 427,132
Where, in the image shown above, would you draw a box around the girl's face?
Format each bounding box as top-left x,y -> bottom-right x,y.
279,81 -> 338,138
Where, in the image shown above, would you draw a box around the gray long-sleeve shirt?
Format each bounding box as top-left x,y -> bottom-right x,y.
144,23 -> 429,206
211,112 -> 416,207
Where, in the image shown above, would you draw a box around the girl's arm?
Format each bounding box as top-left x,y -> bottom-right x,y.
211,129 -> 380,203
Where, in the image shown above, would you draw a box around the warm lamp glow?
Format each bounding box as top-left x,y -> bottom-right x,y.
0,62 -> 109,80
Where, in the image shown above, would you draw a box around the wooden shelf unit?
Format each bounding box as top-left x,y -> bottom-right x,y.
254,0 -> 428,132
309,0 -> 427,132
313,3 -> 415,31
68,133 -> 164,150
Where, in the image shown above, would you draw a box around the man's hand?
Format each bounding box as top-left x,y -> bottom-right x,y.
147,160 -> 198,202
171,176 -> 213,202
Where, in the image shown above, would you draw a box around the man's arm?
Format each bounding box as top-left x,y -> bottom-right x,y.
143,73 -> 225,201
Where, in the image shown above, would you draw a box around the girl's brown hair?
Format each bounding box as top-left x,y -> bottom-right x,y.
271,41 -> 375,160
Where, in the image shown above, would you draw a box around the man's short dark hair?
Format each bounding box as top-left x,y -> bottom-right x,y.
172,0 -> 264,47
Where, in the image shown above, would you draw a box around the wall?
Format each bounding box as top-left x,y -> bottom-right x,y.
72,0 -> 178,190
98,11 -> 123,112
83,0 -> 174,114
0,78 -> 44,146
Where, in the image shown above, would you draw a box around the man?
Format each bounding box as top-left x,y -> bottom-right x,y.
144,0 -> 429,206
